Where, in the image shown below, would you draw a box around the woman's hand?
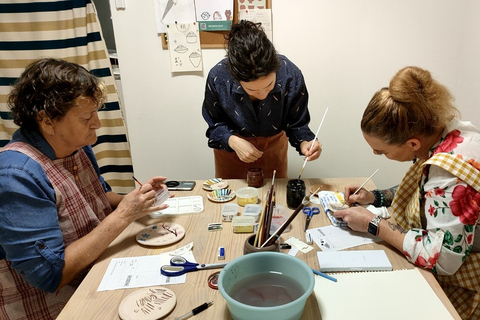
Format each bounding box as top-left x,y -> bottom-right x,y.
115,178 -> 169,223
300,140 -> 322,161
343,185 -> 375,206
228,135 -> 263,163
333,206 -> 375,233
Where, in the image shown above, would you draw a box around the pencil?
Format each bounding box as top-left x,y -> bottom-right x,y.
312,268 -> 337,282
132,176 -> 143,187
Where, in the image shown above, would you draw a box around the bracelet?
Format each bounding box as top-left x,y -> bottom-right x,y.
371,189 -> 384,207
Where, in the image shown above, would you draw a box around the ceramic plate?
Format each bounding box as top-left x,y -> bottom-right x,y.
309,184 -> 338,195
136,222 -> 185,246
118,286 -> 176,320
207,188 -> 236,203
202,178 -> 229,191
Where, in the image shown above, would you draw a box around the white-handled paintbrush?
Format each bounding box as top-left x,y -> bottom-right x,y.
298,107 -> 329,180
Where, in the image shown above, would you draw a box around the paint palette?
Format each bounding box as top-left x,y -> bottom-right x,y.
202,178 -> 229,191
207,188 -> 236,203
149,196 -> 204,218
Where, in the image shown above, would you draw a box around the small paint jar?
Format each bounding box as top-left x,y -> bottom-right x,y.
286,179 -> 306,209
247,167 -> 264,188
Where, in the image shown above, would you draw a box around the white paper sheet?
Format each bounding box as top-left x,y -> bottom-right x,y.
97,251 -> 194,291
307,225 -> 380,251
314,269 -> 454,320
153,0 -> 196,33
239,9 -> 272,42
166,22 -> 203,73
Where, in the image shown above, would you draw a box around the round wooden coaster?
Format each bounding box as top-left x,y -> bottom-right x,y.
136,222 -> 185,246
118,286 -> 176,320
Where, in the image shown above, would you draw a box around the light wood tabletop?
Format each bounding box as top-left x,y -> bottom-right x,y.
56,178 -> 460,320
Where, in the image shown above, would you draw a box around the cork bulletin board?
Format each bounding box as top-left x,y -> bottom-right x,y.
161,0 -> 272,49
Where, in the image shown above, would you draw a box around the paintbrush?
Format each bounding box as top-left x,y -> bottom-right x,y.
261,187 -> 322,248
298,107 -> 329,180
341,168 -> 379,208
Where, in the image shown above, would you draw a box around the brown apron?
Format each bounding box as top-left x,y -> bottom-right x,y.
214,131 -> 288,179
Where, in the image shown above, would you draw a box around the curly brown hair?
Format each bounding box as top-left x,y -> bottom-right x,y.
7,58 -> 107,131
361,66 -> 459,145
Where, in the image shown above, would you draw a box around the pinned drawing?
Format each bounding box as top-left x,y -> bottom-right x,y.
167,22 -> 203,72
153,0 -> 196,33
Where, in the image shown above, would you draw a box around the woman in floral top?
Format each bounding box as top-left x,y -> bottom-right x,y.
333,66 -> 480,319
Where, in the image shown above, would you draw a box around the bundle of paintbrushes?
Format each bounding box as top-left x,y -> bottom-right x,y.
253,171 -> 276,247
260,186 -> 323,248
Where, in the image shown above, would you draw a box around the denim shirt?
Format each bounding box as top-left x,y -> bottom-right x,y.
0,129 -> 110,292
202,55 -> 315,153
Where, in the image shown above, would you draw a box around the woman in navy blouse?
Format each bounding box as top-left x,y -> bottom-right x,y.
202,20 -> 322,179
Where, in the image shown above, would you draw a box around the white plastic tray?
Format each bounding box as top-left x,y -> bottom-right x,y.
149,196 -> 204,218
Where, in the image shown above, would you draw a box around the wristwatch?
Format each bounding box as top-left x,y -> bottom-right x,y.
368,215 -> 382,236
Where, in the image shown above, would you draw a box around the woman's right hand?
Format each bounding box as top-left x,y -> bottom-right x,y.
228,136 -> 263,163
115,182 -> 169,223
343,185 -> 375,206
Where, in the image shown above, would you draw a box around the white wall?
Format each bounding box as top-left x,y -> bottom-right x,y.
109,0 -> 480,189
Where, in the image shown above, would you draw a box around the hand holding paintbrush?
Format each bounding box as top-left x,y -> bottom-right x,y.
341,169 -> 379,208
298,107 -> 328,180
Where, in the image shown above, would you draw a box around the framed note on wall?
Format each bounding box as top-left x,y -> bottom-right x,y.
161,0 -> 271,49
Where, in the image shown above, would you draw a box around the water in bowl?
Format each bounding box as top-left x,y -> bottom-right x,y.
229,272 -> 303,307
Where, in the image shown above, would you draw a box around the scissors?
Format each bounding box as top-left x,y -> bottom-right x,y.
160,256 -> 227,277
303,206 -> 320,231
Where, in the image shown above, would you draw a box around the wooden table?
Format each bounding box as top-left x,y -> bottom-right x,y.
56,178 -> 460,319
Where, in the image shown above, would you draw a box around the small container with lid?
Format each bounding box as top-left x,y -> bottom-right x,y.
243,204 -> 262,222
221,203 -> 239,221
247,167 -> 264,188
286,179 -> 306,209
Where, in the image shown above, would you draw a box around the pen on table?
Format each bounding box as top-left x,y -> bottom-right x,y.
175,301 -> 214,320
312,268 -> 337,282
298,107 -> 329,180
341,168 -> 379,208
132,176 -> 143,187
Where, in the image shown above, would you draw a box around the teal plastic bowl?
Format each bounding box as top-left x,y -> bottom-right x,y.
218,251 -> 314,320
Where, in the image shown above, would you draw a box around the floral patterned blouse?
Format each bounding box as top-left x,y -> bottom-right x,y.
403,118 -> 480,276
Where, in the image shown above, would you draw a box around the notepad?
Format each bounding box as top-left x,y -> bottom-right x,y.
314,268 -> 454,320
316,250 -> 392,272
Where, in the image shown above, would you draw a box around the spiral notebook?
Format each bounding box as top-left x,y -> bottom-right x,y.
316,250 -> 392,272
313,268 -> 454,319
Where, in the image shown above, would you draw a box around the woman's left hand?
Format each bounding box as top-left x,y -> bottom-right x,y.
300,140 -> 322,161
145,176 -> 168,192
333,206 -> 375,233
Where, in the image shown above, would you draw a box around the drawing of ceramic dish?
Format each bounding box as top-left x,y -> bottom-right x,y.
207,188 -> 235,203
174,45 -> 188,53
202,178 -> 229,191
189,51 -> 202,68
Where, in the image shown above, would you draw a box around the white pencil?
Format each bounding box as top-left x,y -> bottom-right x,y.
298,107 -> 329,179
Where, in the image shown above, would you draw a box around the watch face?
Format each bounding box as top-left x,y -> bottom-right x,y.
368,222 -> 378,236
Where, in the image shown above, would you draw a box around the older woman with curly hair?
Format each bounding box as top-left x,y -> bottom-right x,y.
0,58 -> 169,319
334,66 -> 480,319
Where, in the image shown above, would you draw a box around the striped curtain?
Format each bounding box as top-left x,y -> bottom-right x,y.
0,0 -> 135,194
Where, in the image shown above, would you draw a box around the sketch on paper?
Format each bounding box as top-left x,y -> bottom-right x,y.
153,0 -> 196,33
238,0 -> 266,10
167,22 -> 203,72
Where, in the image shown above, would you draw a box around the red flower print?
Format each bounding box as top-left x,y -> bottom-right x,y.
427,252 -> 440,267
433,130 -> 463,154
450,185 -> 480,225
428,205 -> 435,216
415,255 -> 428,268
404,251 -> 412,259
467,234 -> 473,245
434,188 -> 445,197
